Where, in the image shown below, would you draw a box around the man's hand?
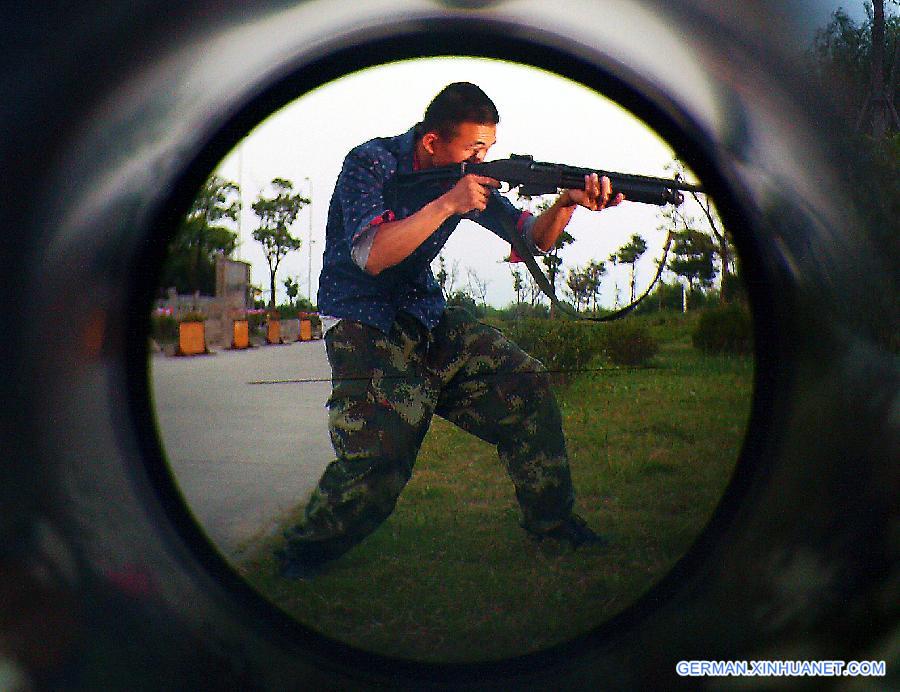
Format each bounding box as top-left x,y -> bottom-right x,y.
364,175 -> 498,275
564,173 -> 625,210
441,174 -> 501,215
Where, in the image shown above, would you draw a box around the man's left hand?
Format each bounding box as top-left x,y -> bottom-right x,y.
564,173 -> 625,210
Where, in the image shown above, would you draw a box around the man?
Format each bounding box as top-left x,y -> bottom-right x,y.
277,82 -> 623,579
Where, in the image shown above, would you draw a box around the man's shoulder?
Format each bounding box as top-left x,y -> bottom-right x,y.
345,126 -> 416,169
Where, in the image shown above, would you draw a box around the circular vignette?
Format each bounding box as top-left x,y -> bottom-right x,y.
6,2 -> 891,688
129,22 -> 767,681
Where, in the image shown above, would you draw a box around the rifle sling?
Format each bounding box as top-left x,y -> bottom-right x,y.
499,213 -> 673,323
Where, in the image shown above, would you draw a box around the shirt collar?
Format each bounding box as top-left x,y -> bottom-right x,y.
395,124 -> 420,173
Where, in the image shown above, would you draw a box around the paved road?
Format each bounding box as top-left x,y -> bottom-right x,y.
149,340 -> 334,562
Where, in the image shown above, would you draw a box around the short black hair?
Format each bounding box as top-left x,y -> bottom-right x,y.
420,82 -> 499,140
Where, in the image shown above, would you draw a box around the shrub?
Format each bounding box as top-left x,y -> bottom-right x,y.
246,309 -> 267,333
177,310 -> 207,323
277,304 -> 299,319
504,319 -> 605,374
692,303 -> 753,354
150,313 -> 179,344
498,303 -> 551,321
602,321 -> 659,366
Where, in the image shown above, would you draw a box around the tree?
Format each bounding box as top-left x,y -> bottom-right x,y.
524,271 -> 544,308
668,229 -> 717,300
564,260 -> 606,313
565,266 -> 589,312
607,253 -> 621,308
664,159 -> 736,300
284,275 -> 300,307
447,289 -> 482,317
539,230 -> 575,318
435,254 -> 449,298
251,178 -> 308,309
810,2 -> 899,348
810,2 -> 900,137
160,174 -> 240,295
466,267 -> 490,308
584,260 -> 607,313
517,193 -> 574,318
433,253 -> 461,299
614,234 -> 648,303
511,267 -> 525,306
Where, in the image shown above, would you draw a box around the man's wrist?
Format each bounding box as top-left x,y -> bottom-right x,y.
557,189 -> 577,208
433,193 -> 462,218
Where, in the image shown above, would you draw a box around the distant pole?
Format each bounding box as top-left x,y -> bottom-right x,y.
236,143 -> 244,260
305,177 -> 313,302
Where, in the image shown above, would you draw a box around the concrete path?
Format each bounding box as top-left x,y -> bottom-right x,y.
149,340 -> 334,562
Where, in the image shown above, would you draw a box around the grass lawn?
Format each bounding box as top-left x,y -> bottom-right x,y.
236,313 -> 754,663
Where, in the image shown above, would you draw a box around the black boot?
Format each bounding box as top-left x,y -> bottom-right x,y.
528,514 -> 609,549
274,540 -> 333,580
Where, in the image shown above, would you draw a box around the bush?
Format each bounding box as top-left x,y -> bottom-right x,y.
177,310 -> 207,323
504,319 -> 606,374
498,303 -> 551,321
150,313 -> 179,344
692,303 -> 753,354
602,321 -> 659,366
247,310 -> 267,333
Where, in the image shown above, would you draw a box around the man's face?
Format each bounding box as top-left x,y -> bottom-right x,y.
429,121 -> 497,166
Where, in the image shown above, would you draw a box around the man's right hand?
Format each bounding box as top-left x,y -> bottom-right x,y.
441,174 -> 500,215
364,176 -> 498,276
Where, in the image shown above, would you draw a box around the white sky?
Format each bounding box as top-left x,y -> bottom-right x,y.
214,56 -> 702,308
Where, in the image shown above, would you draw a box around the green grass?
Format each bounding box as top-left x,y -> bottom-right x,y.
237,313 -> 754,663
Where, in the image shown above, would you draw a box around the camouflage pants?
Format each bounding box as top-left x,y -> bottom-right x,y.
284,308 -> 575,562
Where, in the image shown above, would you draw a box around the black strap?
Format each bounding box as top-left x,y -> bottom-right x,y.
502,213 -> 673,322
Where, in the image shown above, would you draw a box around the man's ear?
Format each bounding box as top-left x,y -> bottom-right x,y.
420,131 -> 439,155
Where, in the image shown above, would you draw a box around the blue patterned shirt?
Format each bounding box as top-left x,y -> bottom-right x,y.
317,125 -> 538,333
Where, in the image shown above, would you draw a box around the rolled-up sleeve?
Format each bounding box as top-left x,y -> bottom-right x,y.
479,190 -> 546,262
336,144 -> 398,269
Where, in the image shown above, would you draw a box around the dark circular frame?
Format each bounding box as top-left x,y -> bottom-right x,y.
4,3 -> 896,689
131,26 -> 771,678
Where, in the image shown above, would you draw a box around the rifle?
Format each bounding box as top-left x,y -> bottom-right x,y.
395,153 -> 704,206
397,154 -> 705,322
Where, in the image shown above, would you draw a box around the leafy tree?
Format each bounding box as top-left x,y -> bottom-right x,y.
664,160 -> 736,301
811,2 -> 899,350
542,230 -> 575,316
565,266 -> 589,312
251,178 -> 308,309
433,253 -> 461,299
810,1 -> 899,137
584,260 -> 607,313
447,289 -> 483,317
668,229 -> 717,298
435,254 -> 449,298
565,260 -> 607,313
614,234 -> 648,303
283,275 -> 300,307
511,267 -> 525,306
160,174 -> 240,295
517,193 -> 573,318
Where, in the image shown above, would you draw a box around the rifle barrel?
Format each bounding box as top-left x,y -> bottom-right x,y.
396,157 -> 705,206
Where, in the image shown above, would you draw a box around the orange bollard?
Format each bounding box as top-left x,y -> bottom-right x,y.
232,320 -> 249,349
177,321 -> 206,355
266,320 -> 281,344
